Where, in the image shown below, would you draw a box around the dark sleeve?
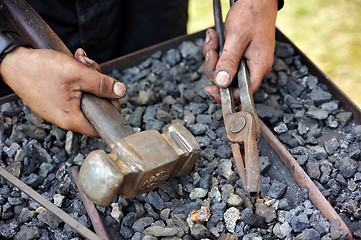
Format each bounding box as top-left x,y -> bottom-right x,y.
278,0 -> 284,10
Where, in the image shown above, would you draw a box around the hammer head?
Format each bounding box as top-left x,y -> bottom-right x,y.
79,123 -> 200,206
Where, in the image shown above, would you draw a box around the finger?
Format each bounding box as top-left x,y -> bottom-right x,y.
204,84 -> 241,104
204,50 -> 219,84
203,29 -> 219,56
203,29 -> 220,84
74,48 -> 101,72
244,40 -> 275,93
214,30 -> 250,88
77,69 -> 127,99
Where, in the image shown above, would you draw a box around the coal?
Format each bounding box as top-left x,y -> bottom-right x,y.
1,37 -> 360,239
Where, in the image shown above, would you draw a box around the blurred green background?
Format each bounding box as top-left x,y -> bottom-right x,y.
187,0 -> 361,107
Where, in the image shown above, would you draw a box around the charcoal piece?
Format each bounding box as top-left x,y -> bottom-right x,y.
336,112 -> 353,127
291,65 -> 308,79
132,217 -> 154,232
309,88 -> 332,106
0,221 -> 19,239
2,202 -> 14,220
18,208 -> 35,223
179,41 -> 202,61
296,155 -> 309,166
338,157 -> 358,178
255,104 -> 274,119
278,198 -> 291,210
239,208 -> 267,229
294,228 -> 320,240
24,173 -> 42,187
144,203 -> 159,220
273,57 -> 289,72
285,79 -> 303,97
305,75 -> 318,90
195,136 -> 211,148
5,162 -> 22,178
267,180 -> 287,199
129,107 -> 145,127
255,202 -> 276,223
320,100 -> 339,112
274,122 -> 288,134
37,208 -> 62,228
308,146 -> 327,160
196,114 -> 212,124
259,156 -> 271,173
215,144 -> 232,159
291,212 -> 310,233
306,161 -> 321,180
188,102 -> 208,115
306,106 -> 329,120
279,132 -> 300,148
284,94 -> 303,109
326,115 -> 338,128
278,71 -> 289,87
189,123 -> 207,136
320,160 -> 333,184
275,41 -> 295,58
162,49 -> 181,66
144,191 -> 165,211
323,136 -> 340,155
352,125 -> 361,141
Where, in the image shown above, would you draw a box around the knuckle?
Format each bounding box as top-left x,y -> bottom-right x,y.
98,76 -> 112,95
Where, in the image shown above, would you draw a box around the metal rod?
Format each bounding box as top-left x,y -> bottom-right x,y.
0,166 -> 102,240
259,120 -> 353,240
72,166 -> 111,240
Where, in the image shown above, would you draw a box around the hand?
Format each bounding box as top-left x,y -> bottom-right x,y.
0,47 -> 126,137
203,0 -> 278,102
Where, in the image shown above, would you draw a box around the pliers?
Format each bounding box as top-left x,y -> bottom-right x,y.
213,0 -> 261,196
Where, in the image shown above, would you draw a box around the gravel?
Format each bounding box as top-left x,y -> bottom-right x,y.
0,37 -> 360,239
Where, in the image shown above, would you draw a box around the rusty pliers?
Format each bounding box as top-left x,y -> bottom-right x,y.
213,0 -> 261,196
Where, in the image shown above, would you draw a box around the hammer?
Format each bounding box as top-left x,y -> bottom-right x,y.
1,0 -> 200,206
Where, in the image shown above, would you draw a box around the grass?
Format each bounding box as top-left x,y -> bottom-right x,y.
187,0 -> 361,107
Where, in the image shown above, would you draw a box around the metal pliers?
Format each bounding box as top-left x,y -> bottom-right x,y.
213,0 -> 261,196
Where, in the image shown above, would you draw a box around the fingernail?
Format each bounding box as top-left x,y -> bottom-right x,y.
205,51 -> 210,62
215,70 -> 231,87
113,82 -> 126,97
82,49 -> 87,57
205,30 -> 211,44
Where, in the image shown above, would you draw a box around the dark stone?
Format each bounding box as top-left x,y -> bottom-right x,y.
338,157 -> 358,178
291,212 -> 310,232
122,212 -> 140,227
239,208 -> 267,229
306,161 -> 321,180
132,217 -> 154,232
267,180 -> 287,199
352,125 -> 361,141
306,106 -> 328,120
215,144 -> 232,159
0,221 -> 19,239
120,224 -> 134,239
275,41 -> 295,58
309,88 -> 332,106
295,228 -> 320,240
144,191 -> 165,211
259,156 -> 271,173
14,225 -> 41,240
191,223 -> 210,239
336,112 -> 353,127
2,202 -> 14,219
189,123 -> 207,136
37,208 -> 62,228
19,207 -> 35,223
278,198 -> 291,210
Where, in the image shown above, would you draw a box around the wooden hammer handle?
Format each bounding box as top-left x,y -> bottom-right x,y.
0,0 -> 134,145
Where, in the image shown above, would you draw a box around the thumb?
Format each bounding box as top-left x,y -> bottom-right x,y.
77,67 -> 127,99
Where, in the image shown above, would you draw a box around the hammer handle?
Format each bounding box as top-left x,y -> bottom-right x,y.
0,0 -> 135,145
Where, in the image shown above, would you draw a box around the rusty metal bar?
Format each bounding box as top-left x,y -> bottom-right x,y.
72,166 -> 111,240
259,120 -> 353,240
0,166 -> 102,240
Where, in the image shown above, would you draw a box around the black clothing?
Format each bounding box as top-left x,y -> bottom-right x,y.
27,0 -> 189,63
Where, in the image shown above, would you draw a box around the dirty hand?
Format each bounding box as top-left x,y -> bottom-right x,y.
203,0 -> 278,102
0,47 -> 126,137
